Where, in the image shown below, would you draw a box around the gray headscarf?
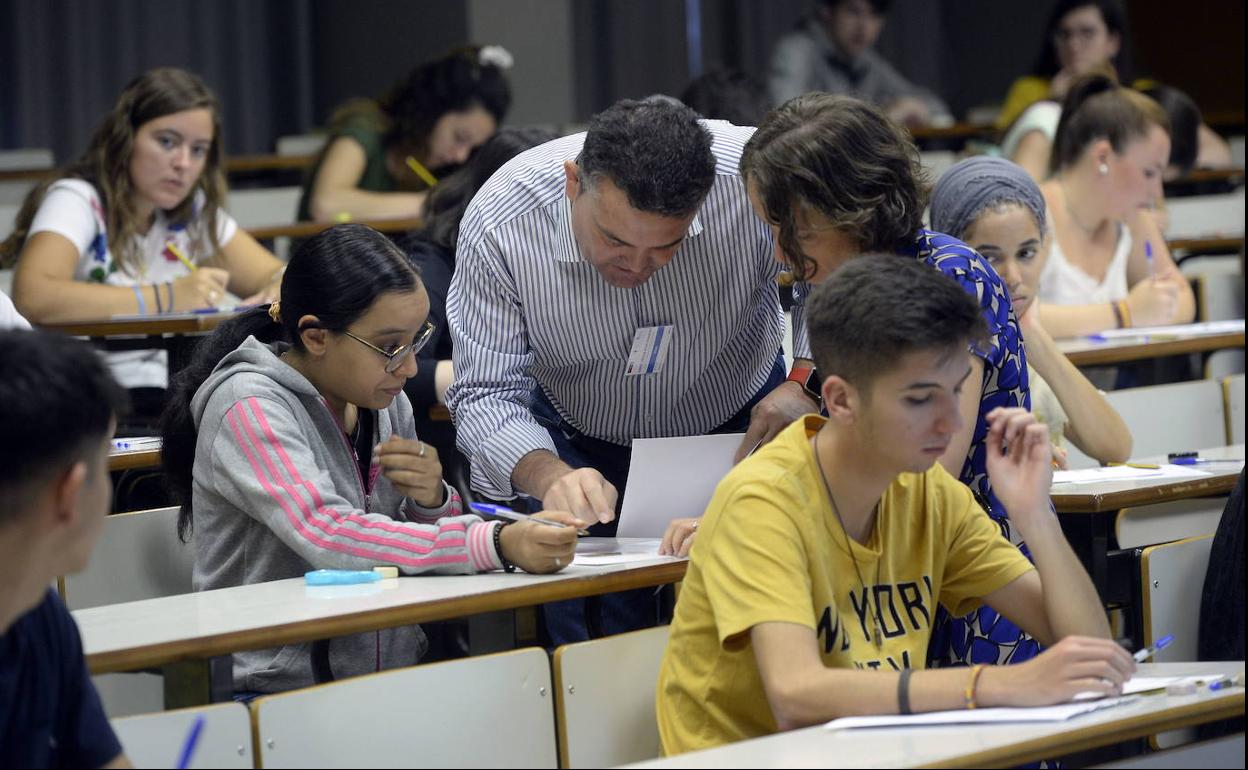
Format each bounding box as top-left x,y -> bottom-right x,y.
929,156 -> 1047,241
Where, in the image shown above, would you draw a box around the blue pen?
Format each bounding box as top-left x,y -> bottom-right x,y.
175,714 -> 205,769
1087,333 -> 1108,342
1172,456 -> 1239,466
1145,240 -> 1154,278
1134,634 -> 1174,662
468,502 -> 591,536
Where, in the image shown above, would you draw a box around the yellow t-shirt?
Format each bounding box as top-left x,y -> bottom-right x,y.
655,415 -> 1035,756
996,76 -> 1052,129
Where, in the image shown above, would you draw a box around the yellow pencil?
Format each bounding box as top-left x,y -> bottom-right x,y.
166,241 -> 196,273
405,155 -> 439,187
1108,462 -> 1161,469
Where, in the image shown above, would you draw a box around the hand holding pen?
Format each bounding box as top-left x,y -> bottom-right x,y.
468,503 -> 583,573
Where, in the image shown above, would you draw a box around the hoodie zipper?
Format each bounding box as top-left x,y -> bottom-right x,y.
321,398 -> 371,513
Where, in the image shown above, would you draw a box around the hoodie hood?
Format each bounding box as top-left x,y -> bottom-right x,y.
190,336 -> 317,429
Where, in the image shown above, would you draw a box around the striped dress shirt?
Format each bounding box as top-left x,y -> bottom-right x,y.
447,122 -> 808,500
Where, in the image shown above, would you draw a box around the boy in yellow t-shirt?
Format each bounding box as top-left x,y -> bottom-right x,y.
656,258 -> 1135,755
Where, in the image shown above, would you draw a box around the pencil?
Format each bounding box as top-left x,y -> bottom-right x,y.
166,241 -> 197,273
405,155 -> 439,187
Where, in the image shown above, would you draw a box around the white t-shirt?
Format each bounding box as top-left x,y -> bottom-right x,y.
1001,101 -> 1062,161
0,292 -> 31,330
27,179 -> 239,388
1038,222 -> 1133,307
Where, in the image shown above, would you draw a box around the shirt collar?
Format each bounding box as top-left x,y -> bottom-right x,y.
553,193 -> 706,264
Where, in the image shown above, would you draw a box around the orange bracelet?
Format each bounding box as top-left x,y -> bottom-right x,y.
1116,299 -> 1132,329
964,664 -> 986,709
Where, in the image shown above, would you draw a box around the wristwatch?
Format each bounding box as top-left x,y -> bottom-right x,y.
786,366 -> 822,407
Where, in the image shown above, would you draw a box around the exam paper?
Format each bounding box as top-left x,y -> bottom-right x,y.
574,538 -> 674,566
1052,465 -> 1210,484
824,696 -> 1137,730
617,434 -> 743,537
1088,319 -> 1244,341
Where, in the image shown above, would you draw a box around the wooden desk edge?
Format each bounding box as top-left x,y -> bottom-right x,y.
85,560 -> 687,674
108,449 -> 162,472
918,691 -> 1245,769
1052,474 -> 1240,513
1065,332 -> 1244,367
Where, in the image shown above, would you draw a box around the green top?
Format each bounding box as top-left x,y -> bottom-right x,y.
297,100 -> 395,221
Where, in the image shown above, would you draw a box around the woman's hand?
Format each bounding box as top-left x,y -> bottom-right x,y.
376,436 -> 445,508
170,267 -> 231,311
1125,271 -> 1182,327
659,517 -> 700,557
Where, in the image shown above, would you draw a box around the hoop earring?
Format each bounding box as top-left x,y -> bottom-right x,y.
1098,162 -> 1109,176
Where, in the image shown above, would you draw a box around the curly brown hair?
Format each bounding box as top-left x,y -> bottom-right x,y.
1,68 -> 227,274
740,94 -> 929,282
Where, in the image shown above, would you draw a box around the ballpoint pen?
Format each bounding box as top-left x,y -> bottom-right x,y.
1133,634 -> 1174,662
469,502 -> 592,536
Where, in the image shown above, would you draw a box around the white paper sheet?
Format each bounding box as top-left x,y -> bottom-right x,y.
573,538 -> 676,566
1073,675 -> 1223,701
1087,319 -> 1244,341
1052,464 -> 1210,484
824,696 -> 1137,730
617,434 -> 744,537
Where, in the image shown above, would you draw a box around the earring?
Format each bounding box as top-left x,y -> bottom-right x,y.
1098,162 -> 1109,176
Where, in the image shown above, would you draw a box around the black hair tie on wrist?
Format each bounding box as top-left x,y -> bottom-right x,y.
898,667 -> 913,715
492,520 -> 516,573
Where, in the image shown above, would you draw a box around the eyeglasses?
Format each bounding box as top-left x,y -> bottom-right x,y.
341,321 -> 436,374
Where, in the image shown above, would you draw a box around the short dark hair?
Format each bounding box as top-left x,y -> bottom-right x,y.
1032,0 -> 1129,78
807,257 -> 987,393
680,69 -> 770,127
741,93 -> 928,281
577,98 -> 716,217
0,330 -> 129,525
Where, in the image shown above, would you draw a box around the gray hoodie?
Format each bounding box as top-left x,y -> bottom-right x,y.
189,336 -> 502,693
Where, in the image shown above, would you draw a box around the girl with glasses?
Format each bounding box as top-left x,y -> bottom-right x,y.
160,223 -> 580,697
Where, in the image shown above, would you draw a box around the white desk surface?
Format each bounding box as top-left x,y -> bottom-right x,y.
1056,320 -> 1245,365
627,662 -> 1245,770
1051,445 -> 1243,514
77,541 -> 683,674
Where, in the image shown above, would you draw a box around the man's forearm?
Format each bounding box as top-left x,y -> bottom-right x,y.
1018,511 -> 1111,640
511,449 -> 574,500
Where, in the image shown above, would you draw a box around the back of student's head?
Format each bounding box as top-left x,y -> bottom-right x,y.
1137,83 -> 1201,176
0,330 -> 129,523
806,257 -> 986,395
161,224 -> 421,538
413,126 -> 556,252
1,67 -> 226,269
741,93 -> 927,279
1050,73 -> 1169,175
576,98 -> 716,218
679,69 -> 770,127
377,46 -> 512,151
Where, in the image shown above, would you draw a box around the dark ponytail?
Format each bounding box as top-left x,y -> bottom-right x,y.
1050,73 -> 1170,175
161,224 -> 421,541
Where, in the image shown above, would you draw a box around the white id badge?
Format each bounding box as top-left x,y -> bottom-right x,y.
625,325 -> 674,376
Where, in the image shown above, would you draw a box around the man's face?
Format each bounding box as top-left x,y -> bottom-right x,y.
565,162 -> 696,289
821,0 -> 886,60
62,426 -> 115,575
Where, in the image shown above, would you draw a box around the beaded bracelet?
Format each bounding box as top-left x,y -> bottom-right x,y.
152,282 -> 164,315
132,285 -> 147,315
492,521 -> 516,573
897,668 -> 913,715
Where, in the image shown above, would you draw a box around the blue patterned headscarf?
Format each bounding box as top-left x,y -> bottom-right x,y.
929,157 -> 1047,241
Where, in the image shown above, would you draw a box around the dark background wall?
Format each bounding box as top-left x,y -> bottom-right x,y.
1,0 -> 1242,161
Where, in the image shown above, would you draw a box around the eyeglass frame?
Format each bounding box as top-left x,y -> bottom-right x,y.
339,321 -> 436,373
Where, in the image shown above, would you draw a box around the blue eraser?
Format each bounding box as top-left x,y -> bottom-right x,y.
305,569 -> 382,586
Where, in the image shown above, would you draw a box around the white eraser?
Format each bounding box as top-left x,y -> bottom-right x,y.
373,566 -> 399,579
1165,681 -> 1198,696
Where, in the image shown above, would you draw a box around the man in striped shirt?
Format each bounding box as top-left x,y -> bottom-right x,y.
447,99 -> 818,642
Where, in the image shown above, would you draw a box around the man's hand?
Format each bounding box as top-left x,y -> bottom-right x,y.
540,467 -> 618,525
734,381 -> 818,463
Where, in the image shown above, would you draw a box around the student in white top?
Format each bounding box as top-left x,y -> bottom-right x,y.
931,157 -> 1131,466
0,293 -> 30,330
1037,74 -> 1194,339
3,68 -> 286,392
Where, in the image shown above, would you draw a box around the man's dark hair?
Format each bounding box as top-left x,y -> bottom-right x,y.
577,98 -> 716,217
807,257 -> 987,393
0,330 -> 129,524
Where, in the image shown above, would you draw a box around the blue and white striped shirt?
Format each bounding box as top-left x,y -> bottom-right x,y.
447,123 -> 806,500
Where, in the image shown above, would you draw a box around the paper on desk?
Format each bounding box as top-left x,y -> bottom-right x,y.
574,538 -> 675,567
825,696 -> 1137,730
1073,676 -> 1216,701
1052,465 -> 1210,484
1088,319 -> 1244,341
617,434 -> 743,537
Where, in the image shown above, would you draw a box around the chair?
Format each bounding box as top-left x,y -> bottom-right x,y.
1223,374 -> 1245,444
919,150 -> 957,182
1139,534 -> 1215,749
553,625 -> 670,768
275,133 -> 326,157
111,702 -> 252,769
1116,499 -> 1226,549
1104,379 -> 1226,458
226,186 -> 302,229
0,202 -> 20,242
1166,190 -> 1245,240
0,147 -> 54,171
62,506 -> 195,717
1205,349 -> 1244,382
251,647 -> 557,768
